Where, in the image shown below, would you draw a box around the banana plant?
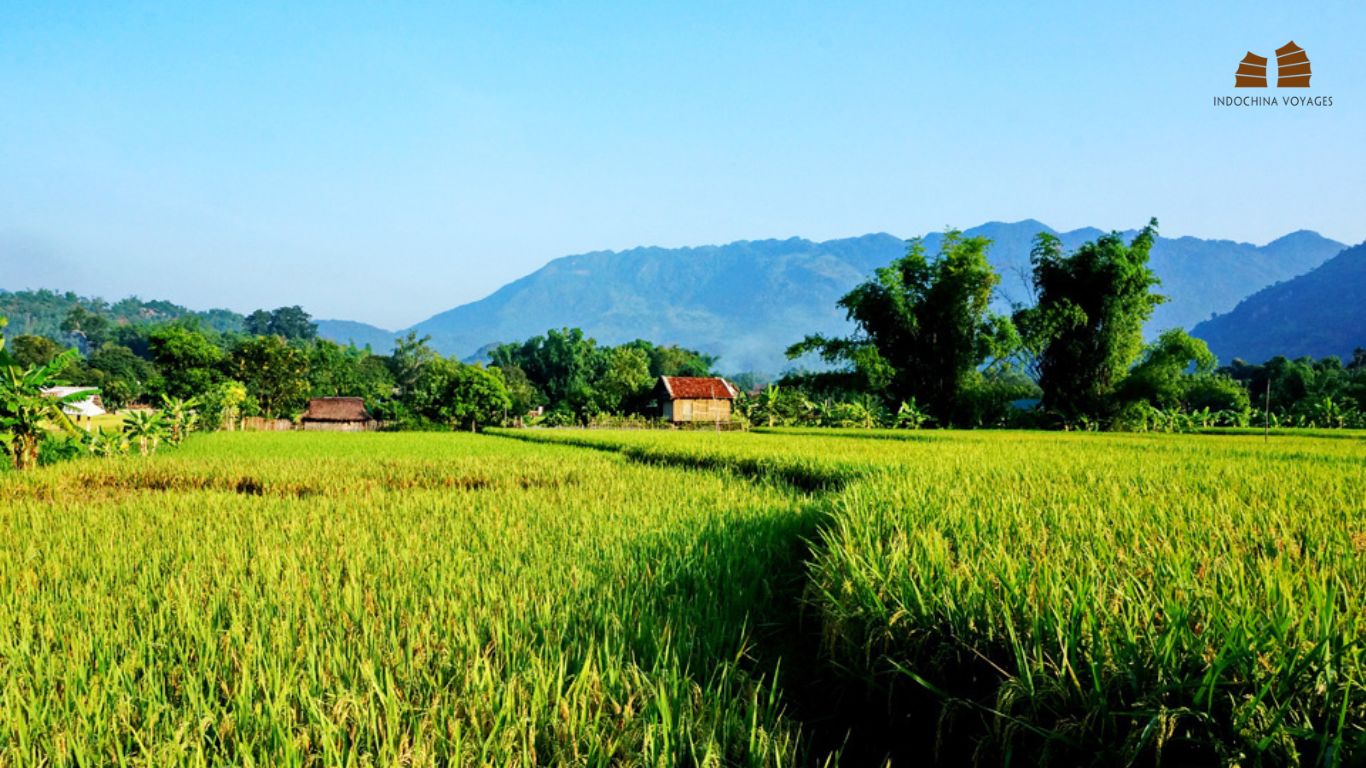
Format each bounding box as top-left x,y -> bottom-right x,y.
894,399 -> 929,430
0,349 -> 88,471
82,428 -> 129,458
756,384 -> 782,427
1308,396 -> 1348,429
123,409 -> 169,456
159,394 -> 201,446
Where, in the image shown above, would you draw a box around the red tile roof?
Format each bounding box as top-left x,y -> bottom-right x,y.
659,376 -> 737,400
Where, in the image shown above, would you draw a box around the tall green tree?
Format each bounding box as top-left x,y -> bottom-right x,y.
402,357 -> 511,430
489,330 -> 720,420
599,346 -> 654,414
1119,329 -> 1216,410
227,335 -> 310,418
148,324 -> 225,400
270,306 -> 317,340
8,335 -> 64,368
245,306 -> 317,340
437,363 -> 511,431
307,340 -> 393,401
619,340 -> 716,377
491,328 -> 604,419
243,309 -> 273,336
786,231 -> 1009,424
389,333 -> 440,401
1015,220 -> 1164,424
497,363 -> 544,419
85,344 -> 161,410
1223,354 -> 1365,421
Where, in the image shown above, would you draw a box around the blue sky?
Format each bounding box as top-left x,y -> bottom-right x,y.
2,1 -> 1363,328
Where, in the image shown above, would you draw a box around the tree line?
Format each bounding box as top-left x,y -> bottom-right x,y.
0,302 -> 725,468
3,307 -> 713,427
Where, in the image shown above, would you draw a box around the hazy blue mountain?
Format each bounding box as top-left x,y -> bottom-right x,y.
315,319 -> 398,351
404,223 -> 1345,372
8,223 -> 1343,372
1191,242 -> 1366,363
923,222 -> 1343,330
1146,230 -> 1344,330
403,234 -> 907,373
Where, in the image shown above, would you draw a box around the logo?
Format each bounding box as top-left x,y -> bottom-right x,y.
1216,40 -> 1331,107
1236,41 -> 1310,88
1235,51 -> 1269,87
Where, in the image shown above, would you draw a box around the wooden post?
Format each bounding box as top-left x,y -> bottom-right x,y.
1264,381 -> 1271,441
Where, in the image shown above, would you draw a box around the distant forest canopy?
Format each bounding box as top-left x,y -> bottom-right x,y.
0,289 -> 245,340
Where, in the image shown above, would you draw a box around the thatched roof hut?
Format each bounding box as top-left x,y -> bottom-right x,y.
301,397 -> 376,431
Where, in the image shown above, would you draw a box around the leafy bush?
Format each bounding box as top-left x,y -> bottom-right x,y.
37,435 -> 83,466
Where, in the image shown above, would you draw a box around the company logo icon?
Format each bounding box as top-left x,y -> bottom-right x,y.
1236,41 -> 1311,88
1275,41 -> 1311,87
1235,52 -> 1268,87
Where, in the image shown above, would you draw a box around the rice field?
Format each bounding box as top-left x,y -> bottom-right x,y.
0,433 -> 814,766
2,428 -> 1364,765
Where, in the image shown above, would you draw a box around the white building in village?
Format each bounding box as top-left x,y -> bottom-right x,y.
41,387 -> 107,421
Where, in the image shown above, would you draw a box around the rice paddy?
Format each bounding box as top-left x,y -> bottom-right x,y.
2,428 -> 1364,765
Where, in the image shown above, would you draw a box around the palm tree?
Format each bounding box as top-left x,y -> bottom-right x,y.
123,409 -> 169,456
0,349 -> 88,471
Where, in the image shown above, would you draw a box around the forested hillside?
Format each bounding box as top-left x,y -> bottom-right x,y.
1192,242 -> 1366,362
0,290 -> 243,339
402,222 -> 1343,371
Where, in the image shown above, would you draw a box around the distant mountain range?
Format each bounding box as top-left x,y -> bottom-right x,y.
314,319 -> 399,352
5,221 -> 1350,371
1192,241 -> 1366,363
319,221 -> 1346,372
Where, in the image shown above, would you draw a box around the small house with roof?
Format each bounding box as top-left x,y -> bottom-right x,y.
41,387 -> 106,422
655,376 -> 739,424
300,397 -> 377,432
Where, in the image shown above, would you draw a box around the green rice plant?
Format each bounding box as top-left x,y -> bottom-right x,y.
0,432 -> 817,766
508,427 -> 1366,764
6,427 -> 1364,765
